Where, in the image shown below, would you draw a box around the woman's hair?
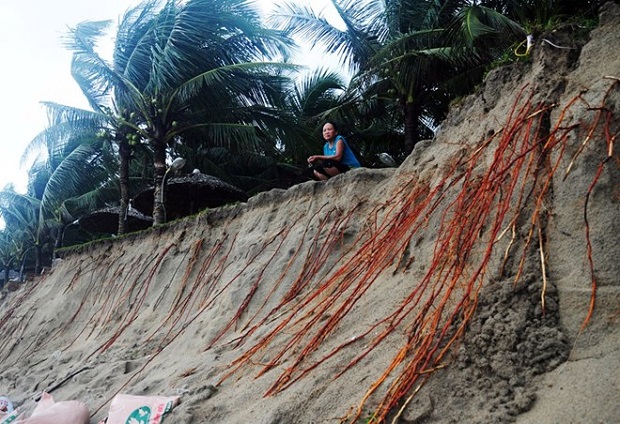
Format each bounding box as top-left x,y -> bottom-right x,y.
323,121 -> 339,132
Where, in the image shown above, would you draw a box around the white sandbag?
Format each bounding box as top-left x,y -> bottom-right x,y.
103,394 -> 180,424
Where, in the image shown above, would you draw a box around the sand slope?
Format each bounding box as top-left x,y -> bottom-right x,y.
1,3 -> 618,423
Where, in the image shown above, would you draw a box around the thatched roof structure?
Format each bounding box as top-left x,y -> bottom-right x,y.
77,206 -> 153,234
131,173 -> 248,220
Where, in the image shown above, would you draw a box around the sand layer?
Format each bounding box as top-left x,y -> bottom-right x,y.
1,3 -> 619,423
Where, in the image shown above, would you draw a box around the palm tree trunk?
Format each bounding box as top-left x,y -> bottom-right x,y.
35,244 -> 42,276
118,142 -> 131,235
53,225 -> 63,258
1,267 -> 7,289
152,143 -> 167,226
404,101 -> 420,153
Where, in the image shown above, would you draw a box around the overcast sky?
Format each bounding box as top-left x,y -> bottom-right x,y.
0,0 -> 340,193
0,0 -> 143,192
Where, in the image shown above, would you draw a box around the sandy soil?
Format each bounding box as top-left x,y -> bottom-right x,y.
0,3 -> 618,424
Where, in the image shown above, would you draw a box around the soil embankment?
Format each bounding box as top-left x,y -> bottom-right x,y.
1,3 -> 618,423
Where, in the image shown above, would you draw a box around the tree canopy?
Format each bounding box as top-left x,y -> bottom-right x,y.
0,0 -> 601,278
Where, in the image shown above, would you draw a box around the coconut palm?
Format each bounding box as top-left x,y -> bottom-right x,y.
62,18 -> 154,235
0,188 -> 48,275
33,0 -> 295,231
19,19 -> 151,239
20,125 -> 123,261
0,230 -> 19,287
68,0 -> 296,225
270,0 -> 525,153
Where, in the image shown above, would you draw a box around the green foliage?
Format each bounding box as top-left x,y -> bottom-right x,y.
478,0 -> 602,34
487,43 -> 531,70
6,0 -> 604,268
270,0 -> 528,153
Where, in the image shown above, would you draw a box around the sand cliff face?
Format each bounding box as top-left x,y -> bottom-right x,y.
1,3 -> 618,423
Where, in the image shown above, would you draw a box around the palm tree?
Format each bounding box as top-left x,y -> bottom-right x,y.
0,230 -> 18,288
21,0 -> 295,235
0,188 -> 48,276
69,0 -> 296,225
63,19 -> 153,235
270,0 -> 525,153
22,17 -> 145,239
272,68 -> 349,164
19,126 -> 122,261
478,0 -> 604,25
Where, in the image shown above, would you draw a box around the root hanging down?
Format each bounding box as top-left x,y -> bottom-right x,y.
219,80 -> 618,422
1,79 -> 615,424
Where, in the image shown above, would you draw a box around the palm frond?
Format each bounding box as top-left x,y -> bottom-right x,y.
20,103 -> 107,169
171,62 -> 298,109
448,5 -> 525,48
269,1 -> 369,73
39,141 -> 109,221
296,68 -> 347,115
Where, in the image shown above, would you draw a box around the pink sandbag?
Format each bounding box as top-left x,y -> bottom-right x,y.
102,394 -> 180,424
20,392 -> 89,424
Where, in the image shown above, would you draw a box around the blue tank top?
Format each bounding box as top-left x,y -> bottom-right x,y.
323,135 -> 361,168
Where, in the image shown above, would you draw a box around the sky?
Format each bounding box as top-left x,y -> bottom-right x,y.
0,0 -> 339,194
0,0 -> 142,193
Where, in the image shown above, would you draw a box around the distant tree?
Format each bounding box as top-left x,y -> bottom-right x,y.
0,189 -> 48,275
0,227 -> 20,287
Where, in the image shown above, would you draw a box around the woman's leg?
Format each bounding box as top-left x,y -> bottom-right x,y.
313,169 -> 329,180
313,160 -> 349,180
322,166 -> 342,177
313,166 -> 341,180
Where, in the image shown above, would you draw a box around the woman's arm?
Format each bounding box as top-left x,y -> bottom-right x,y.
308,138 -> 345,163
331,138 -> 345,161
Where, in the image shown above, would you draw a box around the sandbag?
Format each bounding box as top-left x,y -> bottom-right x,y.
20,392 -> 89,424
102,394 -> 180,424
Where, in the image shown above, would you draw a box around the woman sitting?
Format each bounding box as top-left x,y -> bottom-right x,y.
307,121 -> 361,181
